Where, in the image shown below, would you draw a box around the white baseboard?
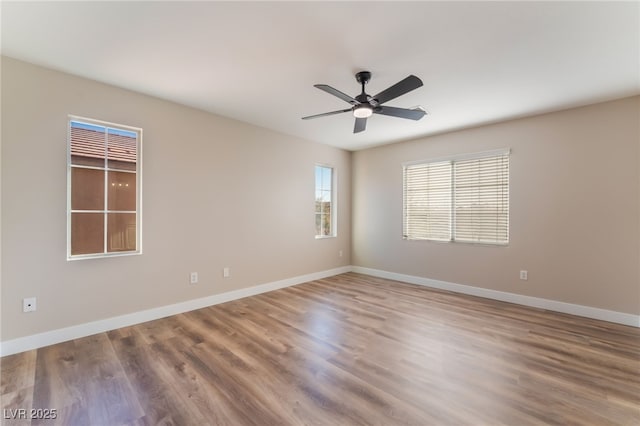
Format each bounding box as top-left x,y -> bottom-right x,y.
351,266 -> 640,328
0,266 -> 351,357
3,264 -> 636,356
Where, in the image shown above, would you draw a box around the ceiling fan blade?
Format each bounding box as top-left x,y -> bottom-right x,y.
302,108 -> 351,120
374,106 -> 426,120
354,117 -> 367,133
314,84 -> 359,105
372,75 -> 423,105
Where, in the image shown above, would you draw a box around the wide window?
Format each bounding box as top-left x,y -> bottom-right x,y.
403,149 -> 509,245
315,165 -> 335,237
67,117 -> 142,259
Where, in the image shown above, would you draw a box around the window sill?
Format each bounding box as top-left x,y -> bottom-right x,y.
67,251 -> 142,261
403,237 -> 508,247
315,235 -> 337,240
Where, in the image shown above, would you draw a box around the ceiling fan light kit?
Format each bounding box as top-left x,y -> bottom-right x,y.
302,71 -> 426,134
353,105 -> 373,118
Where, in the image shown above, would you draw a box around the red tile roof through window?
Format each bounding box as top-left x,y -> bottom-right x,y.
71,127 -> 136,163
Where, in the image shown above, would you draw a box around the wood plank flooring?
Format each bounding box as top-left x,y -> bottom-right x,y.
2,272 -> 639,425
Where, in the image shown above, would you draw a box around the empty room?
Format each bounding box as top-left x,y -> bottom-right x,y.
1,1 -> 639,425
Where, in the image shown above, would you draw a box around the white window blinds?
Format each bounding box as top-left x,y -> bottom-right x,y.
403,149 -> 509,245
403,161 -> 452,241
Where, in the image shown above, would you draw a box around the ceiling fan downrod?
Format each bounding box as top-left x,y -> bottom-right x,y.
355,71 -> 371,98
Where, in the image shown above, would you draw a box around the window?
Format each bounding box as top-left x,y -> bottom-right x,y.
67,117 -> 142,259
403,149 -> 509,245
315,165 -> 335,237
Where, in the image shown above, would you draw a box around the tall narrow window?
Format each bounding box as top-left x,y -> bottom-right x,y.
68,117 -> 142,259
403,149 -> 509,245
315,165 -> 335,237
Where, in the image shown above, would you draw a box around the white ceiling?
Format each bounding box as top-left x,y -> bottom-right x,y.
2,1 -> 639,151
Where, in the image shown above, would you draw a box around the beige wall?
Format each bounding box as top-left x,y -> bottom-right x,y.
352,96 -> 640,315
1,57 -> 351,341
2,56 -> 638,346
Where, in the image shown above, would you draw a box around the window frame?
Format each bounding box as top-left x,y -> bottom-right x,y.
402,148 -> 510,246
315,163 -> 337,239
67,115 -> 143,260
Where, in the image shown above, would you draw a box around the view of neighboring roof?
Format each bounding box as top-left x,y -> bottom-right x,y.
70,122 -> 137,163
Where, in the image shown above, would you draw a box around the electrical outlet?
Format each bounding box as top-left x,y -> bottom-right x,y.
520,270 -> 528,281
223,267 -> 230,278
339,250 -> 343,258
190,272 -> 198,284
23,297 -> 37,313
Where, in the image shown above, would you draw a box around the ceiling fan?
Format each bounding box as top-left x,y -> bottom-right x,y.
302,71 -> 426,133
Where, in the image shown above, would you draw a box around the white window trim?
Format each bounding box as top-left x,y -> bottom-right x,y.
402,148 -> 511,168
315,163 -> 337,239
67,115 -> 143,260
402,148 -> 510,246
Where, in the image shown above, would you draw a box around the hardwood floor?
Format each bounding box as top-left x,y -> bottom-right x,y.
2,272 -> 639,425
